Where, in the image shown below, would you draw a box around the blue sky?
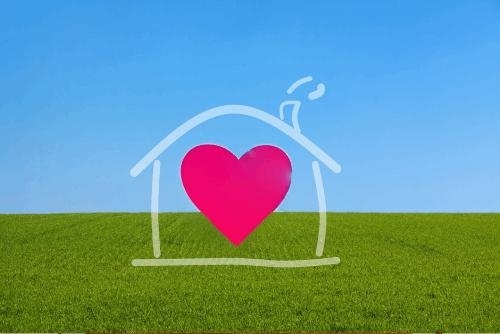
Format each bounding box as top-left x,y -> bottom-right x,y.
1,1 -> 499,213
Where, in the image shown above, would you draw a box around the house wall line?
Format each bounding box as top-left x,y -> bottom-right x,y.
312,160 -> 327,257
151,160 -> 161,258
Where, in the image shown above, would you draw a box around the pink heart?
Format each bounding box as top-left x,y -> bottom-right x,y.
181,144 -> 292,246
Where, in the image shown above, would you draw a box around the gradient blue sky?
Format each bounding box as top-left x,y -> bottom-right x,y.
1,1 -> 499,213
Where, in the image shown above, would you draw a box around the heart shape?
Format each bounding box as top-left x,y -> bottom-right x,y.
181,144 -> 292,246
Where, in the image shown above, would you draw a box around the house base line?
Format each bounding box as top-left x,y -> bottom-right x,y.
131,257 -> 340,268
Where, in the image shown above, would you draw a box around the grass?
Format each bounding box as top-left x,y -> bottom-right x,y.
0,212 -> 499,332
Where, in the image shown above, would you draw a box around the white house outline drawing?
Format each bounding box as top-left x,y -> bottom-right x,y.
131,77 -> 342,268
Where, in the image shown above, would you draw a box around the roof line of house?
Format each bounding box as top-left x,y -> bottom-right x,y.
130,104 -> 342,177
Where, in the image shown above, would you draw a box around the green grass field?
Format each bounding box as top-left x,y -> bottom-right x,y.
0,213 -> 499,332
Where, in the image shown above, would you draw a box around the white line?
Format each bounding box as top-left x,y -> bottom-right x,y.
312,161 -> 327,257
291,100 -> 302,132
130,105 -> 341,177
151,160 -> 161,258
308,83 -> 326,100
287,76 -> 313,94
132,257 -> 340,267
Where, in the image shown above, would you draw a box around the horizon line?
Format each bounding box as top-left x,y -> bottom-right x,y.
1,211 -> 500,215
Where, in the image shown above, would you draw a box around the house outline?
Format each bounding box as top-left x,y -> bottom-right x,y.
130,104 -> 342,268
